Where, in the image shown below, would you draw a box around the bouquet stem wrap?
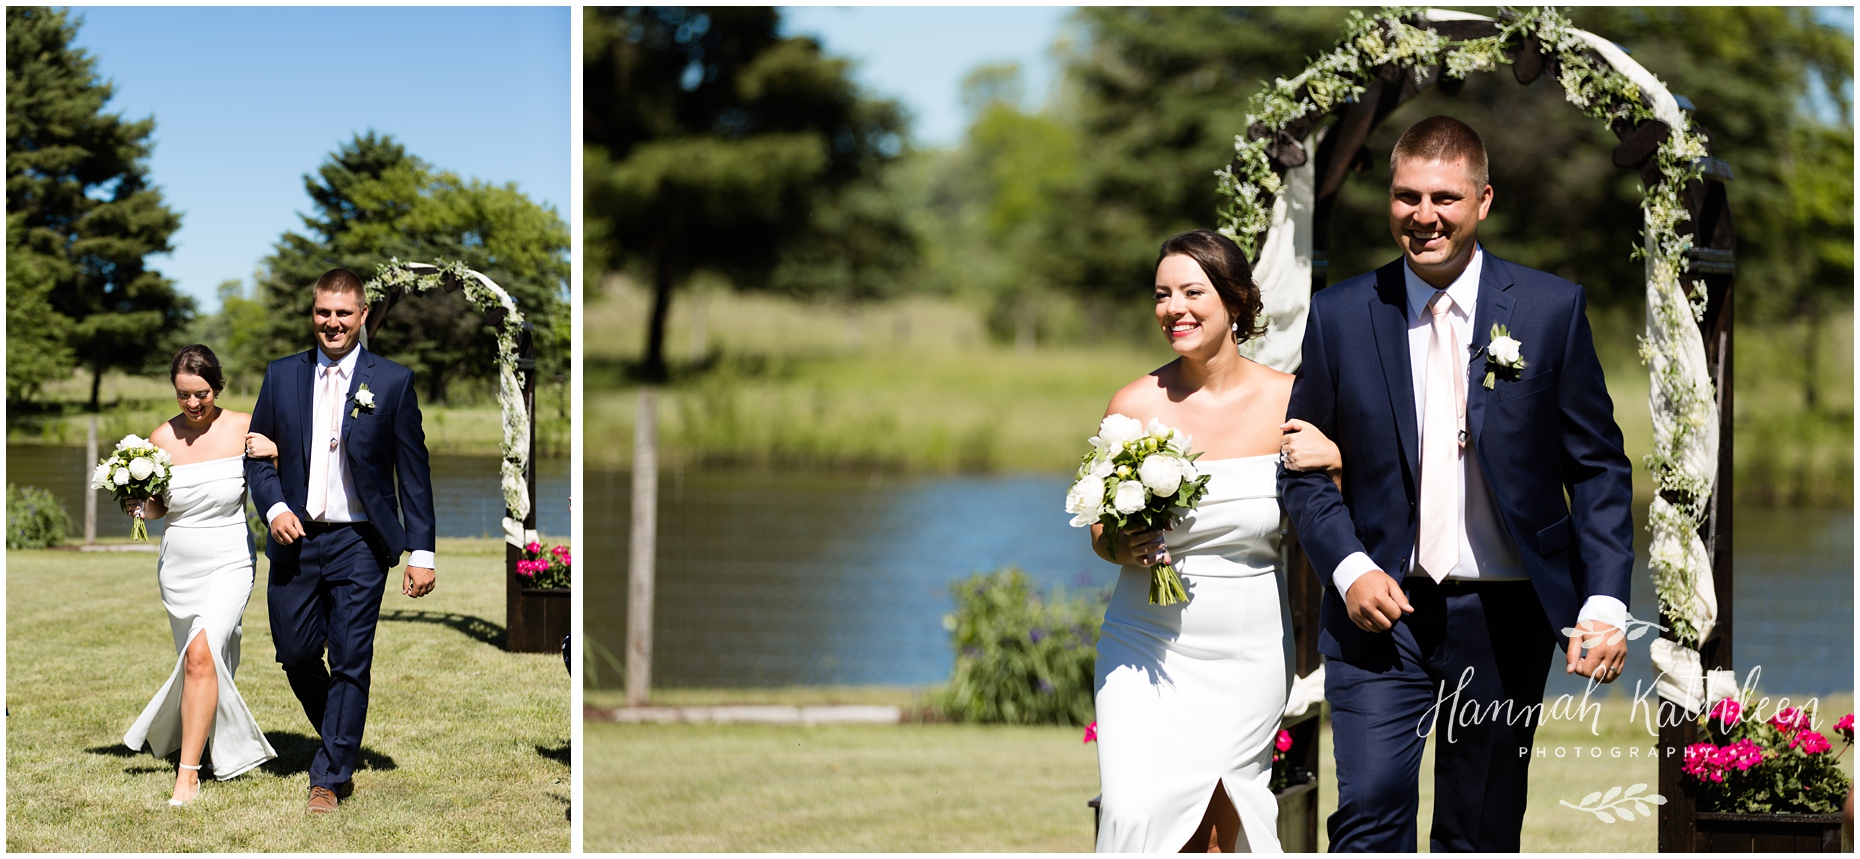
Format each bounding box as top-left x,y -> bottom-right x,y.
1066,415 -> 1211,606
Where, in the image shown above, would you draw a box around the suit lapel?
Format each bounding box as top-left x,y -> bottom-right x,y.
298,350 -> 317,464
342,348 -> 375,453
1467,253 -> 1516,448
1369,261 -> 1420,486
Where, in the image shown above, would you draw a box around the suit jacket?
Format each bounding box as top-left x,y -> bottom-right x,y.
1279,254 -> 1634,661
246,347 -> 437,566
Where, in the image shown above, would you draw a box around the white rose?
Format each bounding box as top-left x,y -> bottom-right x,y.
1146,418 -> 1172,441
115,434 -> 144,452
1088,456 -> 1115,480
153,448 -> 172,465
91,463 -> 112,489
355,388 -> 376,408
1113,479 -> 1148,515
1172,431 -> 1194,455
1065,476 -> 1106,526
1489,336 -> 1522,366
128,457 -> 155,481
112,467 -> 131,486
1137,454 -> 1184,497
1097,414 -> 1145,447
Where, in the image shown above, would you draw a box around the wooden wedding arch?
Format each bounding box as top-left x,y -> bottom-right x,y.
1217,9 -> 1737,851
363,260 -> 564,654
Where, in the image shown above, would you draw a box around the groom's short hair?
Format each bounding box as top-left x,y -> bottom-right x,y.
1391,115 -> 1489,190
313,268 -> 369,306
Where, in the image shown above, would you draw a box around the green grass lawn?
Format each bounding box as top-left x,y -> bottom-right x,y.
6,537 -> 569,852
584,688 -> 1852,852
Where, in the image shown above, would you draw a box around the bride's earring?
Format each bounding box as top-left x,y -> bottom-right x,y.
1231,321 -> 1240,344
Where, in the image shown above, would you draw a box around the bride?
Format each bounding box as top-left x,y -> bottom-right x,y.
1091,230 -> 1339,852
122,344 -> 279,805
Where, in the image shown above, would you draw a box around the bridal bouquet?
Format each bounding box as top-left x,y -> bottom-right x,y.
92,434 -> 173,542
1065,414 -> 1211,605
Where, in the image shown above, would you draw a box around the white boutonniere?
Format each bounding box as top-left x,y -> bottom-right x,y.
351,384 -> 375,418
1483,324 -> 1527,389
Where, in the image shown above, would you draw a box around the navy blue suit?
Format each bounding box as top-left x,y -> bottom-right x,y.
1280,255 -> 1633,851
247,346 -> 435,789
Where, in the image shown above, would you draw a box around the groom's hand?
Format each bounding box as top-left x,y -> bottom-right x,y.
1565,620 -> 1627,683
403,565 -> 435,598
269,511 -> 305,545
1344,570 -> 1413,633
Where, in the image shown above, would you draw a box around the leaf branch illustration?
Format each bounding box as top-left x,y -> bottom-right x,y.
1560,783 -> 1666,823
1562,613 -> 1668,648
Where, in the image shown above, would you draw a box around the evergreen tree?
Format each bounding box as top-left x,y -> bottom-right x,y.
584,6 -> 912,382
259,132 -> 569,405
6,6 -> 189,408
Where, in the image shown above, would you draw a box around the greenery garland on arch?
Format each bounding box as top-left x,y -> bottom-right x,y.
365,259 -> 533,544
1214,7 -> 1720,648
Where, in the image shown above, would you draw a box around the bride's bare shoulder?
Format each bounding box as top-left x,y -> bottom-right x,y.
1104,362 -> 1177,420
222,410 -> 252,433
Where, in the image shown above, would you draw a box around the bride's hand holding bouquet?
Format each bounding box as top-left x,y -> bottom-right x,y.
93,434 -> 173,541
1066,413 -> 1211,605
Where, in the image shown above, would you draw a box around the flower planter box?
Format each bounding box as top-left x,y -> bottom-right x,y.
508,587 -> 568,654
1694,812 -> 1848,852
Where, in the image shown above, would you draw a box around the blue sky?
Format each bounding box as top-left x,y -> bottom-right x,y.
780,6 -> 1074,149
67,6 -> 570,314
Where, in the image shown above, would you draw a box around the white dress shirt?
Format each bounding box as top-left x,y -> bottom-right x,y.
1328,247 -> 1626,631
266,346 -> 436,571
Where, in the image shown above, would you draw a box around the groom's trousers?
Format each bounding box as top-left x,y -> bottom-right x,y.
1324,578 -> 1556,852
268,522 -> 388,790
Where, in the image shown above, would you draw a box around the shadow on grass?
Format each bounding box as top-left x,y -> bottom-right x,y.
84,743 -> 172,776
378,608 -> 505,649
536,741 -> 569,766
261,730 -> 397,778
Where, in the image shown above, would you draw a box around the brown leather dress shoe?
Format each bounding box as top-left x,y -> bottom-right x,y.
307,785 -> 338,814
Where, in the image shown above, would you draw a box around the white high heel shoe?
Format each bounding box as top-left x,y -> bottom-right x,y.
169,763 -> 202,807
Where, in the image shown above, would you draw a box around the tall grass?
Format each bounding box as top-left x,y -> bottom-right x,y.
7,370 -> 569,457
587,281 -> 1851,505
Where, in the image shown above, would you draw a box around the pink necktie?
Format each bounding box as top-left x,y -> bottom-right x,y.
306,364 -> 342,520
1419,291 -> 1463,583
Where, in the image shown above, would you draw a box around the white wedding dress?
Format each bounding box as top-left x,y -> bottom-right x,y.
1094,455 -> 1294,852
124,456 -> 277,779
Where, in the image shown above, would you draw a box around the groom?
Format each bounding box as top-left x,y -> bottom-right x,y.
247,267 -> 437,814
1280,116 -> 1634,851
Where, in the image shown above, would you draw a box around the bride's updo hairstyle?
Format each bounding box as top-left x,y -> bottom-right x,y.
170,344 -> 226,395
1156,229 -> 1267,345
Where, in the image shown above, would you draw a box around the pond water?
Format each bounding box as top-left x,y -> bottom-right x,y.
585,466 -> 1853,699
6,445 -> 568,540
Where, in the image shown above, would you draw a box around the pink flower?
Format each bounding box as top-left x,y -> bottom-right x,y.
1683,742 -> 1727,783
1276,729 -> 1294,753
517,561 -> 537,578
1723,739 -> 1765,771
1082,721 -> 1097,744
1836,714 -> 1853,742
1771,707 -> 1810,733
525,540 -> 542,554
1791,731 -> 1833,754
1708,698 -> 1743,727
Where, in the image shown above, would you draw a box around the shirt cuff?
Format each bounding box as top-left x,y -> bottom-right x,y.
265,502 -> 290,524
408,550 -> 436,570
1331,552 -> 1383,596
1575,595 -> 1629,632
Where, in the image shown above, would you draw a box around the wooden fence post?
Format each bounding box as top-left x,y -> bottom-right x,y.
626,386 -> 659,706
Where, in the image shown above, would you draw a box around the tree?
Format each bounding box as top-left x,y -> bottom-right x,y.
584,6 -> 912,382
259,132 -> 569,405
6,6 -> 190,409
